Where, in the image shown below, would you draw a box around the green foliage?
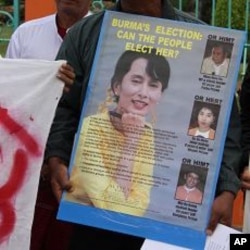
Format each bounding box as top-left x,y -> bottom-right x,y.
0,0 -> 12,6
0,25 -> 12,56
0,41 -> 8,56
215,0 -> 249,30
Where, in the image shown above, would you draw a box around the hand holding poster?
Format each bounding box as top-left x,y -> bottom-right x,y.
57,11 -> 246,249
0,58 -> 64,250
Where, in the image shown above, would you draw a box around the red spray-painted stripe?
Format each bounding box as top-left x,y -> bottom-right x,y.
0,146 -> 2,163
0,149 -> 27,242
0,149 -> 28,199
0,107 -> 41,243
0,202 -> 15,244
0,107 -> 40,156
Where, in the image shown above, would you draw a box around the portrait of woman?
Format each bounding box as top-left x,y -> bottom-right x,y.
65,49 -> 171,217
188,102 -> 220,140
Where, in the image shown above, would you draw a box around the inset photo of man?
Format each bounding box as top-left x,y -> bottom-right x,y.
200,40 -> 233,77
175,164 -> 208,204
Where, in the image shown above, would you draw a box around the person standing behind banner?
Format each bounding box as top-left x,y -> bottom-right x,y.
5,0 -> 92,92
5,1 -> 91,250
45,0 -> 242,249
66,49 -> 170,216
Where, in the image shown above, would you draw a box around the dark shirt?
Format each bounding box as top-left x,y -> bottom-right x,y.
239,64 -> 250,171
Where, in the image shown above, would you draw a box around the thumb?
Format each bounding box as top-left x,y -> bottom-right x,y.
206,213 -> 219,235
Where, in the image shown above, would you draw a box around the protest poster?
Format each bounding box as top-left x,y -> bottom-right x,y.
0,58 -> 64,250
57,10 -> 246,249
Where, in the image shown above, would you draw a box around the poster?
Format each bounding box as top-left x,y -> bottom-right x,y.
57,11 -> 246,249
0,58 -> 64,250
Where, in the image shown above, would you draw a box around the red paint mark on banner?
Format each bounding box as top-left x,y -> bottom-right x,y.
0,149 -> 27,243
0,107 -> 40,156
0,106 -> 41,243
0,146 -> 2,163
0,149 -> 28,199
0,202 -> 15,244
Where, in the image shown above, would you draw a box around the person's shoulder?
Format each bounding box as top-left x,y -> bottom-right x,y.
65,11 -> 105,42
188,127 -> 197,135
173,8 -> 206,25
17,14 -> 55,29
203,56 -> 212,62
9,14 -> 56,39
70,11 -> 105,32
176,185 -> 183,191
196,187 -> 203,195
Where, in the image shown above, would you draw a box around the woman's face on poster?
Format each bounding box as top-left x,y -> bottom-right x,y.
197,107 -> 214,130
114,58 -> 163,117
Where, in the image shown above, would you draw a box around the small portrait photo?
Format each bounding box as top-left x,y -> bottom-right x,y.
174,164 -> 208,204
200,40 -> 233,77
187,101 -> 221,140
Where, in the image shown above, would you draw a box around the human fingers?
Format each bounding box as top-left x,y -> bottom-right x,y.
47,157 -> 72,202
241,180 -> 250,190
50,178 -> 65,202
241,168 -> 250,190
40,162 -> 50,181
51,165 -> 72,202
206,209 -> 219,236
206,192 -> 233,235
57,63 -> 75,91
241,167 -> 250,180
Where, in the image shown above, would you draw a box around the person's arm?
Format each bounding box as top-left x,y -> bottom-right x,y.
45,13 -> 105,201
206,97 -> 242,235
45,36 -> 89,200
5,27 -> 22,58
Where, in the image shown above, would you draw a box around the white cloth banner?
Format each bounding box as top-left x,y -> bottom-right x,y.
0,58 -> 64,249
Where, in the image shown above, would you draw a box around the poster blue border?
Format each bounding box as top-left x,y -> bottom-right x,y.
58,201 -> 206,249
